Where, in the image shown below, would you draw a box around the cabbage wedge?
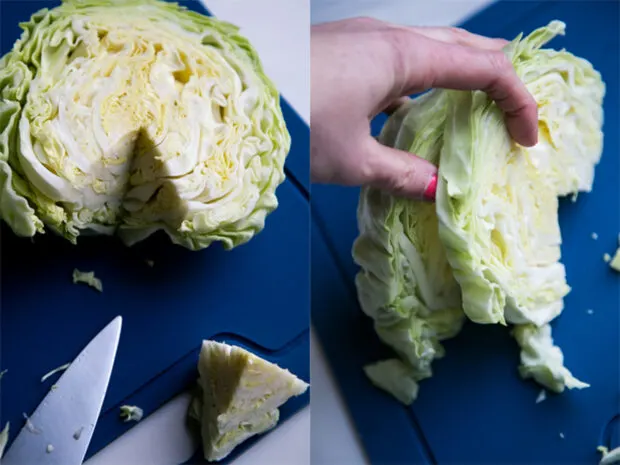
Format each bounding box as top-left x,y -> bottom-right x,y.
191,340 -> 308,462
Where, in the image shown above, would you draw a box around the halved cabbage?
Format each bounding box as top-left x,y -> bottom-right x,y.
353,21 -> 603,403
0,0 -> 290,250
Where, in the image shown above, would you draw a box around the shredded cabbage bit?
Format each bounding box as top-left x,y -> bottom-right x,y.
119,405 -> 143,423
190,340 -> 308,462
72,269 -> 103,292
0,0 -> 290,251
353,20 -> 603,404
41,362 -> 70,383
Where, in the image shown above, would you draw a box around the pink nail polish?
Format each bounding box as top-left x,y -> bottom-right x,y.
423,174 -> 438,201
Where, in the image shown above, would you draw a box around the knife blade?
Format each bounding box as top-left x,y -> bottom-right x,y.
3,316 -> 122,465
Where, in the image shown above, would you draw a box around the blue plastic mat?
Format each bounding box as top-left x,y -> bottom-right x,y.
0,1 -> 309,462
311,1 -> 620,463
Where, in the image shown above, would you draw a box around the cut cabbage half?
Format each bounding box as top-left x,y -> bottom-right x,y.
0,0 -> 290,250
353,20 -> 602,403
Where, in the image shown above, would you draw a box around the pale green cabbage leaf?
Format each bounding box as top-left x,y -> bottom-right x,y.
0,0 -> 290,250
512,324 -> 589,393
353,20 -> 603,403
364,359 -> 420,406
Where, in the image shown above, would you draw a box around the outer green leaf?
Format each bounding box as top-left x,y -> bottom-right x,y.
354,91 -> 464,402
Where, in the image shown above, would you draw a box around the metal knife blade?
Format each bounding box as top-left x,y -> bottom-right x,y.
3,316 -> 122,465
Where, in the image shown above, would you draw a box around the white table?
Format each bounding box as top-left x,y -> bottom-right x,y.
86,1 -> 310,464
309,2 -> 493,465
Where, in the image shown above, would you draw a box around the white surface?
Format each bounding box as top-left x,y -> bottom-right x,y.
85,1 -> 310,464
309,2 -> 494,464
311,0 -> 491,26
209,0 -> 310,124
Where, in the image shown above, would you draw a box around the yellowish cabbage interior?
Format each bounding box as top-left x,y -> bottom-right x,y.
23,16 -> 268,232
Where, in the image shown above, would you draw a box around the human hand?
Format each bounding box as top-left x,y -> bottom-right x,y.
310,17 -> 538,200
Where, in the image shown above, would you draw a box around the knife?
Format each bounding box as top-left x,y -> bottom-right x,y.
3,316 -> 122,465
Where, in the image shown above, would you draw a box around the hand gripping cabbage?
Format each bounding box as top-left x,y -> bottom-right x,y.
353,21 -> 603,403
0,0 -> 290,250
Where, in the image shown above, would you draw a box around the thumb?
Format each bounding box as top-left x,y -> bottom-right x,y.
363,138 -> 438,200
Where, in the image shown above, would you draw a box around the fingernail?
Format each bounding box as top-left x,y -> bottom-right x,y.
423,174 -> 438,201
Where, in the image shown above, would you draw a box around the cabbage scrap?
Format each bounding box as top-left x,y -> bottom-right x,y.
119,405 -> 143,423
364,359 -> 419,405
72,269 -> 102,292
0,0 -> 290,250
41,362 -> 70,383
192,340 -> 308,462
512,324 -> 589,393
353,21 -> 602,403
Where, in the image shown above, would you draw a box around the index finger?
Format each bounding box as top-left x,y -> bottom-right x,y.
392,34 -> 538,146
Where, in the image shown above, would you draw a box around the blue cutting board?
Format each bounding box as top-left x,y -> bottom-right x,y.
0,1 -> 309,462
312,1 -> 620,463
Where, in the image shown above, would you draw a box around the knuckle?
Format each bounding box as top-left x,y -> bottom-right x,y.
488,50 -> 512,75
448,26 -> 467,38
353,16 -> 378,27
397,164 -> 418,192
358,146 -> 378,184
383,28 -> 411,83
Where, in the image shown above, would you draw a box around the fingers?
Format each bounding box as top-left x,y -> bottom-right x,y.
391,35 -> 538,146
429,44 -> 538,146
361,138 -> 438,200
406,26 -> 509,50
